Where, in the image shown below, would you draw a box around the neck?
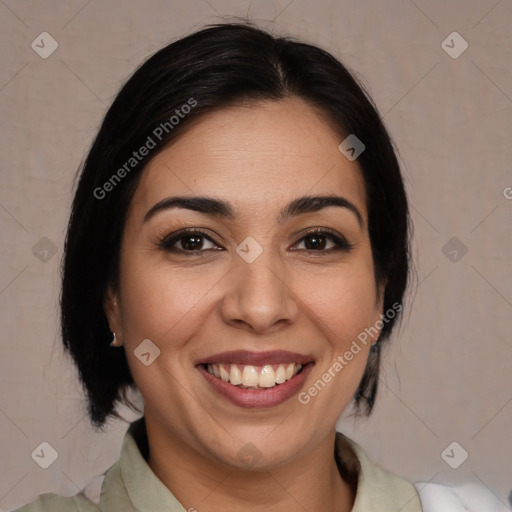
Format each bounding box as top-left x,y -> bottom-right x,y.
144,418 -> 355,512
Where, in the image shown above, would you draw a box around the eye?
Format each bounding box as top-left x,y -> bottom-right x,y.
158,228 -> 222,253
158,227 -> 354,256
292,228 -> 354,253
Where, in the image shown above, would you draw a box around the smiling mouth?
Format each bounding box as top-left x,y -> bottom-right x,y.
203,362 -> 306,389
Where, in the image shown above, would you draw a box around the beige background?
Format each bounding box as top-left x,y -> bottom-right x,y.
1,0 -> 511,510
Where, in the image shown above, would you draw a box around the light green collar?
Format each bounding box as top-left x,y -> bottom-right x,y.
339,433 -> 422,511
98,418 -> 422,511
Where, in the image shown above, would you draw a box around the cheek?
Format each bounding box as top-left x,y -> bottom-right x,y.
116,255 -> 221,405
300,259 -> 380,346
119,261 -> 220,343
119,243 -> 380,348
294,262 -> 379,423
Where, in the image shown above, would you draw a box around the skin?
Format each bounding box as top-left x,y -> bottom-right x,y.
104,96 -> 384,512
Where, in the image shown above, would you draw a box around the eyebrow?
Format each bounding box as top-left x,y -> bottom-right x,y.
143,194 -> 363,227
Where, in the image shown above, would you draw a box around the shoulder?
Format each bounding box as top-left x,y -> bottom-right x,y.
10,491 -> 100,512
415,481 -> 510,512
336,433 -> 422,511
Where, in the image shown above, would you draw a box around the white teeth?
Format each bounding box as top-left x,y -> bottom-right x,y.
259,365 -> 276,388
206,362 -> 304,388
229,365 -> 243,385
219,363 -> 230,382
275,364 -> 286,384
285,363 -> 295,380
242,365 -> 259,387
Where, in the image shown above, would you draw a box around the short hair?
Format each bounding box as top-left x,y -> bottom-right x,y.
61,21 -> 411,431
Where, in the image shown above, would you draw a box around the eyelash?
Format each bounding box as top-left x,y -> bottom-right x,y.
157,227 -> 355,255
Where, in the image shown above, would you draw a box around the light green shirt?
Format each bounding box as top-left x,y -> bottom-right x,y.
12,417 -> 422,511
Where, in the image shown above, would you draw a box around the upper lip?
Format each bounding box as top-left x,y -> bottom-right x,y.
197,350 -> 314,366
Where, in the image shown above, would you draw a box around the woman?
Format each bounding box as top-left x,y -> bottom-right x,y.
13,22 -> 504,512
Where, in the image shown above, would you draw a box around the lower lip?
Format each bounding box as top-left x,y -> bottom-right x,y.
198,363 -> 314,408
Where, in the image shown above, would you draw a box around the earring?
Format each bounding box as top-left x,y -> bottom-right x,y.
109,332 -> 122,347
371,339 -> 380,351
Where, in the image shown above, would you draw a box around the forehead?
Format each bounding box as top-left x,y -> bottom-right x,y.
129,97 -> 367,223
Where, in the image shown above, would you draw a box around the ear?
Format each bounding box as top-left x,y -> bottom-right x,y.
103,285 -> 124,344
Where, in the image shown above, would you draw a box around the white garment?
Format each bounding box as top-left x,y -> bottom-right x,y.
415,482 -> 511,512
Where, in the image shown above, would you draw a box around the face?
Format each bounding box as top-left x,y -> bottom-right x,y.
105,96 -> 384,470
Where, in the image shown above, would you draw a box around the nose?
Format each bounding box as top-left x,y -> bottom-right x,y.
220,248 -> 299,335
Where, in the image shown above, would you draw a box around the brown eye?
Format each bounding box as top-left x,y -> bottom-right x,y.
158,229 -> 222,253
302,233 -> 330,250
293,229 -> 354,253
179,234 -> 207,251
